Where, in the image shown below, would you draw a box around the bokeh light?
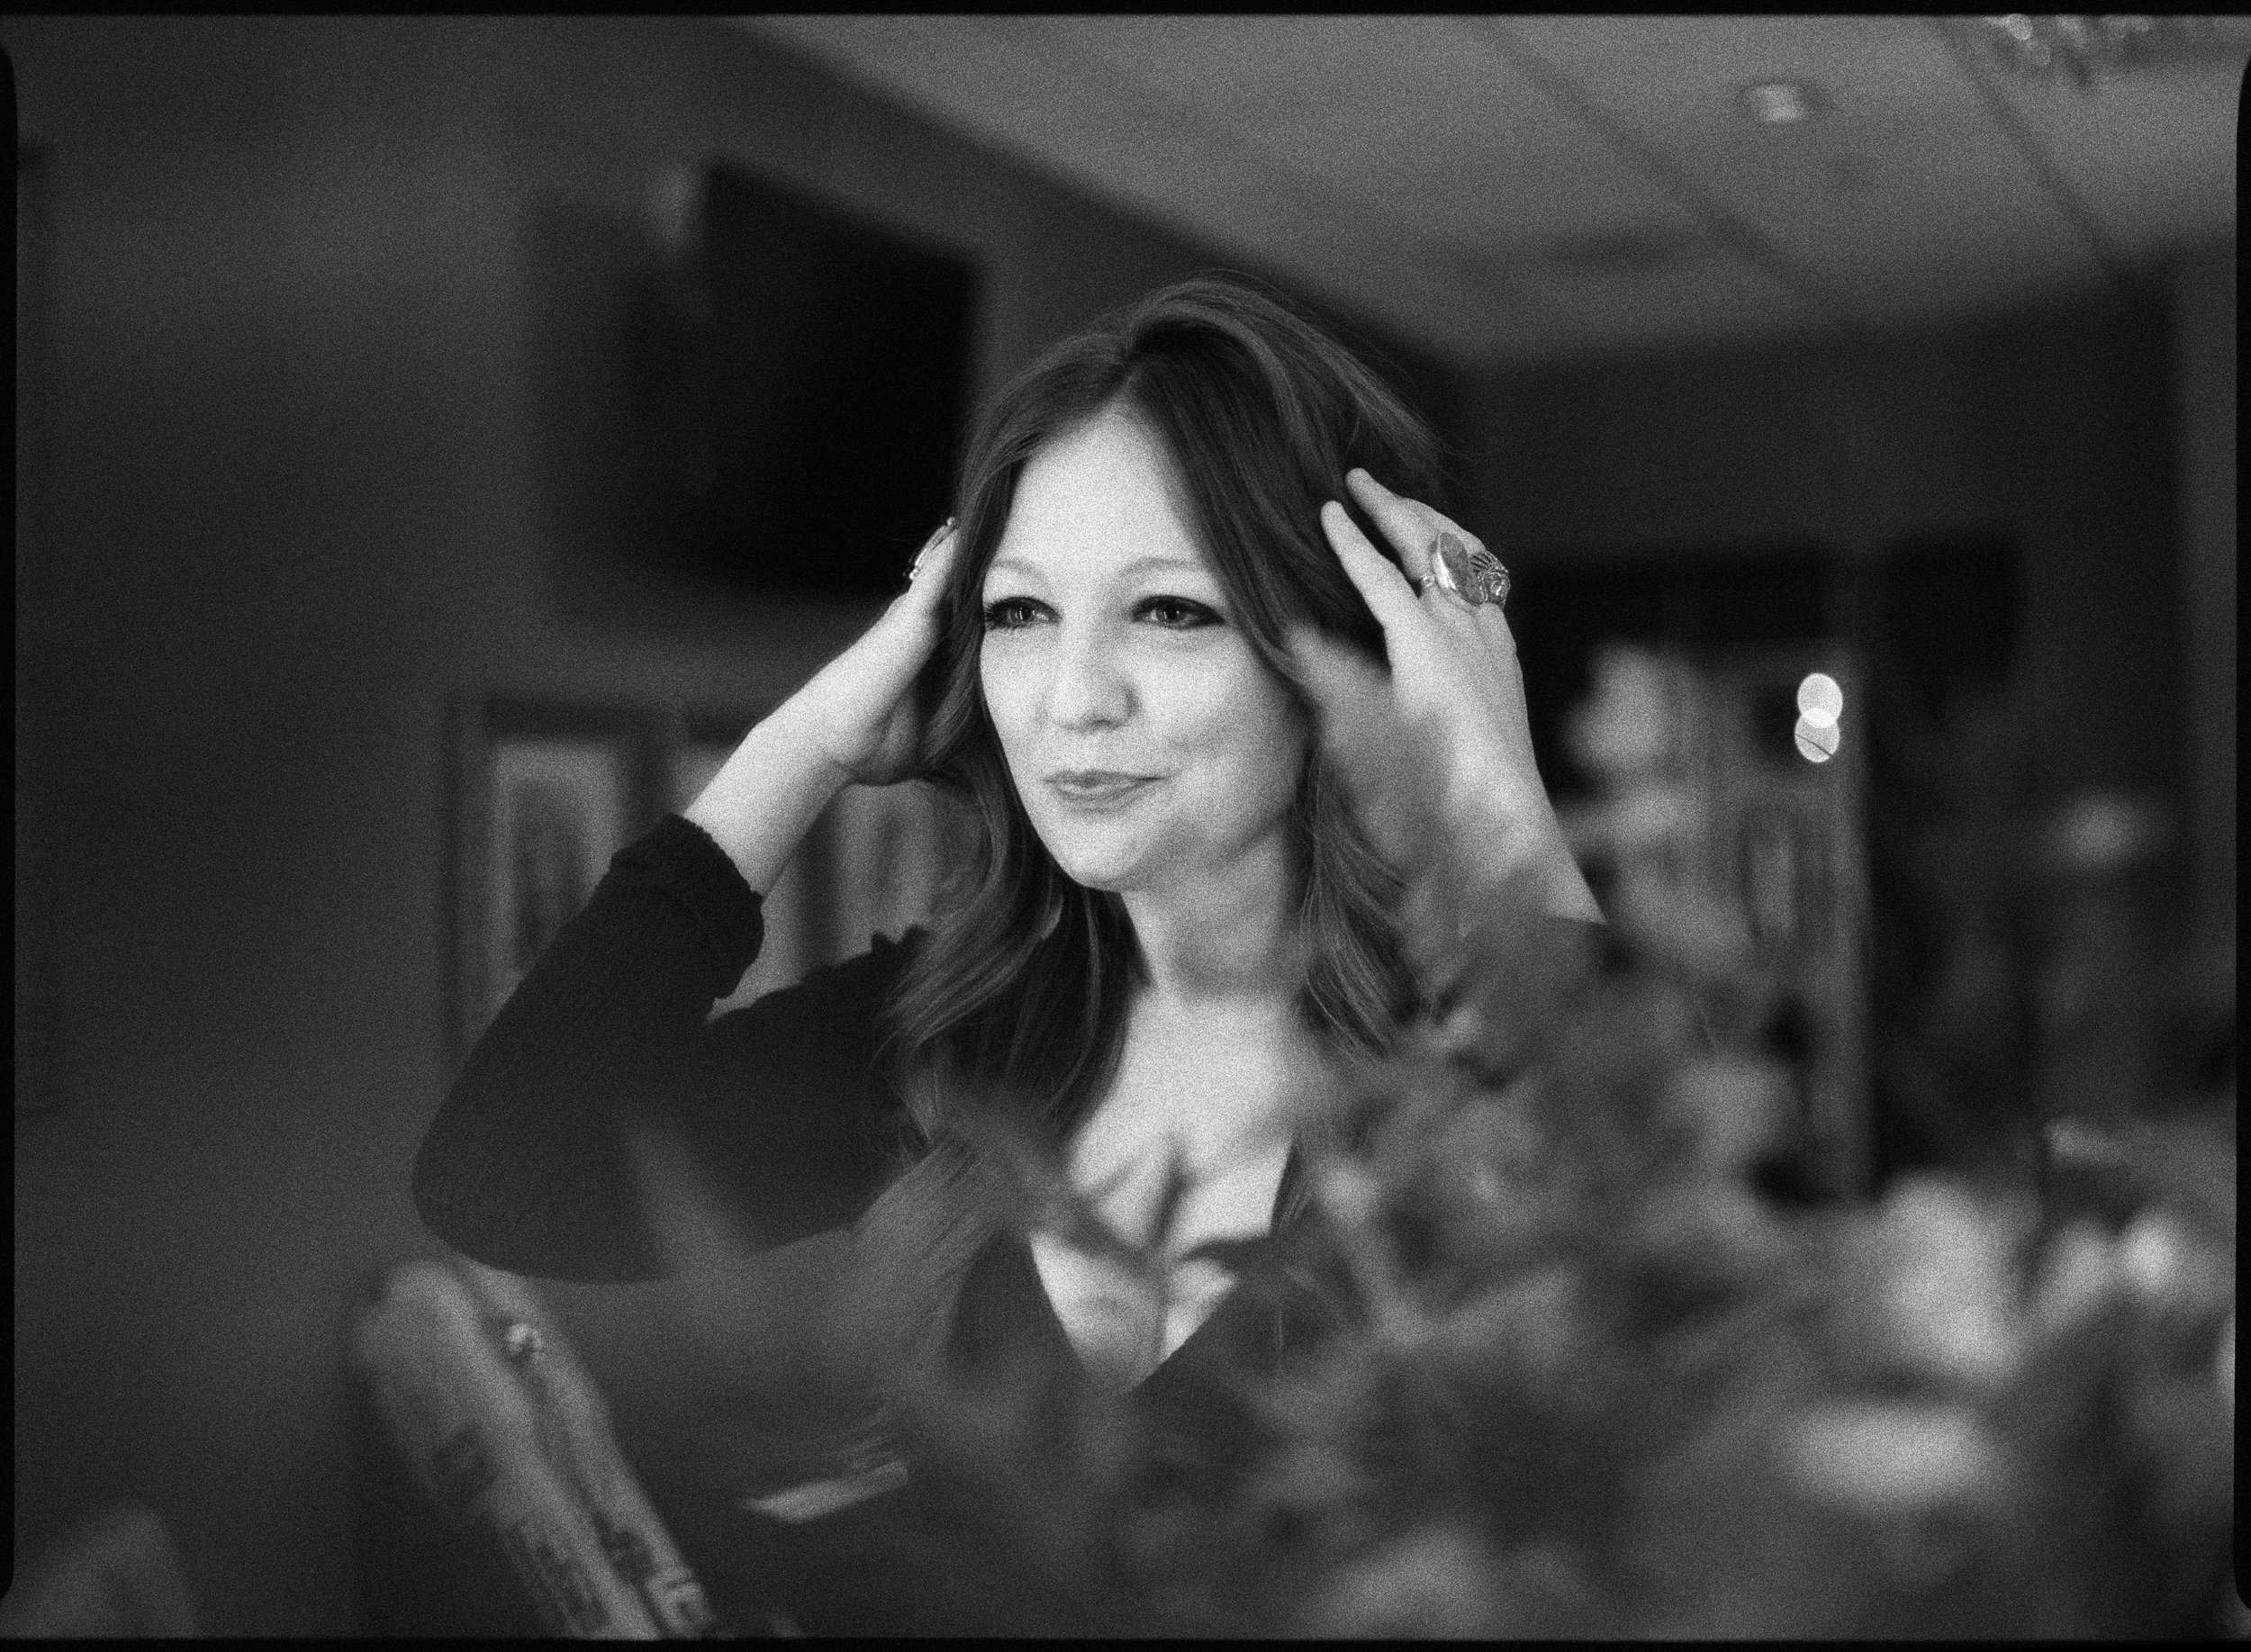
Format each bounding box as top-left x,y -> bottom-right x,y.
1795,673 -> 1842,763
1797,672 -> 1843,726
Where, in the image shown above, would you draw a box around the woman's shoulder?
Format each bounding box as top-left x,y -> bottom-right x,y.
792,924 -> 929,1001
667,925 -> 935,1247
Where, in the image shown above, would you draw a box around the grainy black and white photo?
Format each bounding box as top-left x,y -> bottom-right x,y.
7,15 -> 2239,1638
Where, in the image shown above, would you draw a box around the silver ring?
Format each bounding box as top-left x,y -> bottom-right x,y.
1469,546 -> 1511,609
1426,532 -> 1509,608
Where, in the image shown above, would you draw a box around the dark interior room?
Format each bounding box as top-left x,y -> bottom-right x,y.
9,15 -> 2237,1638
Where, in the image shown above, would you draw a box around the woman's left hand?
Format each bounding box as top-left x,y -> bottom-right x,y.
1290,468 -> 1601,922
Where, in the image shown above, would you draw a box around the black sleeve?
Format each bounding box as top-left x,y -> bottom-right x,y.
411,813 -> 912,1282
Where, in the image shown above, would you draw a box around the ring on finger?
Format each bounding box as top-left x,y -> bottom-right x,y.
1424,531 -> 1510,609
1422,533 -> 1471,604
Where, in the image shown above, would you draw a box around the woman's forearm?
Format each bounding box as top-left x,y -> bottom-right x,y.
682,697 -> 851,899
1516,813 -> 1605,925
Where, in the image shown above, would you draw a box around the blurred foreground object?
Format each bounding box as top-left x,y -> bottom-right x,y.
0,1502 -> 199,1638
1558,640 -> 1869,1202
824,647 -> 2234,1637
350,1258 -> 731,1638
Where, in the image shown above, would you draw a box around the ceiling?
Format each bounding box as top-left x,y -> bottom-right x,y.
731,14 -> 2244,370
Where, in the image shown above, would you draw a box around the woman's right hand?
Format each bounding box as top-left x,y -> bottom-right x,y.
785,519 -> 963,788
684,521 -> 962,897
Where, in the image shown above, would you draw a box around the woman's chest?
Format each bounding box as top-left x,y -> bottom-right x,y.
1028,1009 -> 1311,1384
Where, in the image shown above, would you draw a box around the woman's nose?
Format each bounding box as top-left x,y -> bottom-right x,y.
1044,626 -> 1134,730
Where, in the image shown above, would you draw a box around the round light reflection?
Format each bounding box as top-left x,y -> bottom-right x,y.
1797,672 -> 1844,721
1794,715 -> 1839,763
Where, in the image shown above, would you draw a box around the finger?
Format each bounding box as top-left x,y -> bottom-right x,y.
1344,469 -> 1474,575
1474,592 -> 1522,654
1346,468 -> 1479,549
1346,471 -> 1497,610
912,519 -> 957,577
1344,470 -> 1436,586
898,521 -> 962,613
1318,500 -> 1424,635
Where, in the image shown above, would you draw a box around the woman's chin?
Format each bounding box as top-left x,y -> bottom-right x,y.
1036,823 -> 1162,893
1046,849 -> 1148,894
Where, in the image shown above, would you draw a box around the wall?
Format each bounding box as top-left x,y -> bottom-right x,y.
1460,293 -> 2190,867
5,16 -> 1460,1633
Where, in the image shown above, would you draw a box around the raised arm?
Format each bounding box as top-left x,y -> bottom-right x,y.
1288,470 -> 1602,925
411,525 -> 961,1279
684,521 -> 962,895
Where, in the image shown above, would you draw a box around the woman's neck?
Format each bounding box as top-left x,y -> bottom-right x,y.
1116,835 -> 1301,1010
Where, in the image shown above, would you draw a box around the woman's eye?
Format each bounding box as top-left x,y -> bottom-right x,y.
1138,596 -> 1220,629
981,598 -> 1044,631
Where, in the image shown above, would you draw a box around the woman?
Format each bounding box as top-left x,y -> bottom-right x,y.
413,273 -> 1598,1627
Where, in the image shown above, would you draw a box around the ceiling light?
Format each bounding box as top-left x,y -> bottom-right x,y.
1738,80 -> 1821,124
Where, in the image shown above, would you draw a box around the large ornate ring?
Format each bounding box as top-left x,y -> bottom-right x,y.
1425,532 -> 1511,609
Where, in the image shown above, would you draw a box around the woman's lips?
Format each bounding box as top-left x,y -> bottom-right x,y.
1045,771 -> 1159,808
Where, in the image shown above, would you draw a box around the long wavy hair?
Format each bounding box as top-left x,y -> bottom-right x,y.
838,272 -> 1450,1394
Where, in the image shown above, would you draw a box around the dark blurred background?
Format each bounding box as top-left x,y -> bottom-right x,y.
8,16 -> 2235,1634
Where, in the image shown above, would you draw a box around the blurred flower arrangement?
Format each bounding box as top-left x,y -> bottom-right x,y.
825,646 -> 2236,1639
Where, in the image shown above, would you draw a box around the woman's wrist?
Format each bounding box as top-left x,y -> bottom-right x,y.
760,689 -> 857,793
1526,835 -> 1605,925
682,701 -> 850,898
1455,797 -> 1604,925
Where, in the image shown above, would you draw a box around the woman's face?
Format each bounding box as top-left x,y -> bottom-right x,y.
978,409 -> 1308,898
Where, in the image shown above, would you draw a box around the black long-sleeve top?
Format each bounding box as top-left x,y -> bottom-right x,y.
414,815 -> 1291,1631
413,813 -> 1329,1385
411,811 -> 1612,1632
414,813 -> 915,1281
414,810 -> 1602,1337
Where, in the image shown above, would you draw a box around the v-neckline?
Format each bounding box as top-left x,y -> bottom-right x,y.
1014,1142 -> 1307,1390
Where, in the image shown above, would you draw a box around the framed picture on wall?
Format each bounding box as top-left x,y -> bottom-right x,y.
447,698 -> 663,1072
447,696 -> 951,1065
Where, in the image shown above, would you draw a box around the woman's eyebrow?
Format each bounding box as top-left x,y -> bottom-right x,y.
986,553 -> 1211,583
1118,554 -> 1208,579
